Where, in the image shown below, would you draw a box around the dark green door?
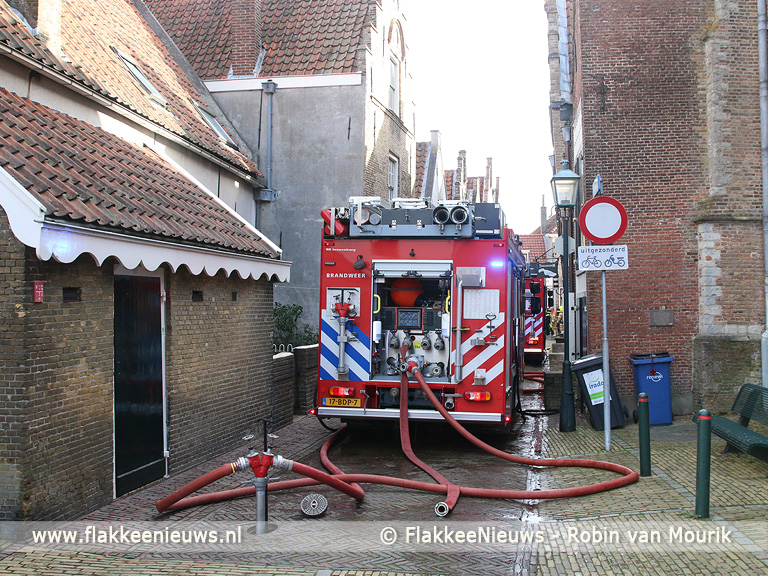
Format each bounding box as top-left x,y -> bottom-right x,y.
114,275 -> 164,496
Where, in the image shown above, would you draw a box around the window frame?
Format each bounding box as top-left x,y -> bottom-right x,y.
388,57 -> 400,113
193,102 -> 238,149
113,48 -> 168,108
388,155 -> 399,201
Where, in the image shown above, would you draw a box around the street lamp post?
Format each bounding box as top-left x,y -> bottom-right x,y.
551,158 -> 580,433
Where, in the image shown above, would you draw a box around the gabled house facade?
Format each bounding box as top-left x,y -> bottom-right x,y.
146,0 -> 416,323
546,0 -> 764,412
0,0 -> 289,519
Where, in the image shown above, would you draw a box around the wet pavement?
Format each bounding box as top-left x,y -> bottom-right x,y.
1,379 -> 767,575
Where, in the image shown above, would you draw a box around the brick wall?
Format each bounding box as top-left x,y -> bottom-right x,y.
569,0 -> 762,412
691,0 -> 763,408
294,344 -> 319,415
1,204 -> 285,518
21,254 -> 115,519
272,351 -> 295,429
362,1 -> 415,200
0,207 -> 30,519
570,1 -> 700,410
165,268 -> 274,473
270,345 -> 319,426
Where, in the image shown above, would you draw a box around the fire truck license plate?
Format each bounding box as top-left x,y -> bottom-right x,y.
322,397 -> 362,407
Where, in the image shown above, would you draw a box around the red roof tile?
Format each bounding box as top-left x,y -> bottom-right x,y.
145,0 -> 372,80
262,0 -> 370,77
0,88 -> 277,257
0,0 -> 259,176
412,142 -> 428,197
518,234 -> 548,263
144,0 -> 233,80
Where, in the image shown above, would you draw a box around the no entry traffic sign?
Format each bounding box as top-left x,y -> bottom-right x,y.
579,196 -> 628,245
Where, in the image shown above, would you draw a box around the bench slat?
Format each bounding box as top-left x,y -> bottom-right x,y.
693,384 -> 768,463
711,416 -> 767,452
731,384 -> 768,427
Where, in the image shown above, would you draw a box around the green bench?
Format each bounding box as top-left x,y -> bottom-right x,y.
693,383 -> 768,463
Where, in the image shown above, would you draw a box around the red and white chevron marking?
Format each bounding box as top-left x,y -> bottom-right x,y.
452,313 -> 506,387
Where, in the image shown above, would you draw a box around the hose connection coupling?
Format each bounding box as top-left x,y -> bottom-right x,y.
434,502 -> 450,517
247,451 -> 275,478
233,457 -> 250,472
272,454 -> 294,472
398,354 -> 424,375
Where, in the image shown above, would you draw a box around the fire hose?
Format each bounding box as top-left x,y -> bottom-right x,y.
157,362 -> 639,516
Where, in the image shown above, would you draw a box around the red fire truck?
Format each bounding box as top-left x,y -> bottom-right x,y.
523,276 -> 547,364
316,197 -> 527,430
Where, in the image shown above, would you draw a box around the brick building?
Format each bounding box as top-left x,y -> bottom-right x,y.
0,0 -> 289,519
146,0 -> 417,324
546,0 -> 763,412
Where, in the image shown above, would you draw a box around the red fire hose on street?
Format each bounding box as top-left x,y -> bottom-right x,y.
398,360 -> 461,516
156,361 -> 638,515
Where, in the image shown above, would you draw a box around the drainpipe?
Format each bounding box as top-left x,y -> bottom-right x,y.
260,80 -> 277,202
760,0 -> 768,387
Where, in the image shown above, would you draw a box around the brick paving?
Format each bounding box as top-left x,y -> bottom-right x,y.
1,386 -> 767,575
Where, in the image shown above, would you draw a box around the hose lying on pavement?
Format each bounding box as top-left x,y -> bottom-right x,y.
398,369 -> 461,516
157,366 -> 638,514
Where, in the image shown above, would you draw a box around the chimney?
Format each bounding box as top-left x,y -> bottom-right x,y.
456,150 -> 467,201
37,0 -> 62,56
431,130 -> 441,149
540,194 -> 547,233
485,158 -> 493,203
8,0 -> 61,55
230,0 -> 264,77
494,176 -> 500,203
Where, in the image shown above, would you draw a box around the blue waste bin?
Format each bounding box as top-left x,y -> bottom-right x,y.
629,353 -> 673,426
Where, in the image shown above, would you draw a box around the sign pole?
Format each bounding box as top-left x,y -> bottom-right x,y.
578,193 -> 629,452
602,270 -> 611,451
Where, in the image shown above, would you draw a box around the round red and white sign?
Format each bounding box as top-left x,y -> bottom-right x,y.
578,196 -> 628,245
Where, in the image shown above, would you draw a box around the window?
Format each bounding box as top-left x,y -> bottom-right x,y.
63,287 -> 81,302
114,48 -> 167,107
389,58 -> 399,112
194,102 -> 238,149
388,156 -> 399,201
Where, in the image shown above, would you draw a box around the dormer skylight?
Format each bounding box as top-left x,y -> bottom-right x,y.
194,102 -> 238,149
113,47 -> 168,108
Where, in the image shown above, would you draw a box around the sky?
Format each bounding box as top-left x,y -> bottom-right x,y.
405,1 -> 554,235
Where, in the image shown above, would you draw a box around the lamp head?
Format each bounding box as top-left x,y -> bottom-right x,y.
551,158 -> 580,208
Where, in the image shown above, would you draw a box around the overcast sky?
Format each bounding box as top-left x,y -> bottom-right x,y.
406,1 -> 554,235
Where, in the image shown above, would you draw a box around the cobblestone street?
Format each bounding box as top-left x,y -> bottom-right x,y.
1,383 -> 767,575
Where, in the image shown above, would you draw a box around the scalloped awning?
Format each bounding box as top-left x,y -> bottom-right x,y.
1,166 -> 291,282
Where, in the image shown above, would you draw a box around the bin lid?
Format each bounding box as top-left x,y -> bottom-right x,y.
629,352 -> 670,359
571,353 -> 603,369
629,352 -> 673,364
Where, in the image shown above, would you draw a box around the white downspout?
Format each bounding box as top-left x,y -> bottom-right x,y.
262,80 -> 277,192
